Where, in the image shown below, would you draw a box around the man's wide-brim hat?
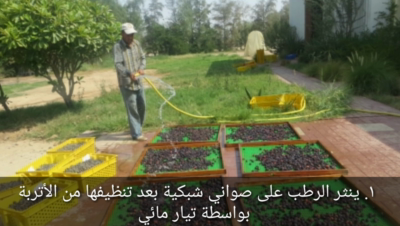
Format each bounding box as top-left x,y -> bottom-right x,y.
121,23 -> 137,35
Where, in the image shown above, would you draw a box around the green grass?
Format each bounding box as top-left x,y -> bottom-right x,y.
0,54 -> 351,141
239,179 -> 396,226
2,81 -> 49,97
240,143 -> 342,173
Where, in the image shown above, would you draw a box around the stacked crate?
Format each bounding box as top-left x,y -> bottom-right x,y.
0,137 -> 117,226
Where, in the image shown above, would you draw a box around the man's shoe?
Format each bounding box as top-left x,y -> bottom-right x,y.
136,135 -> 148,141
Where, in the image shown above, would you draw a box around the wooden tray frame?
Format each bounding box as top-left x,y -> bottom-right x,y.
238,140 -> 348,177
146,123 -> 224,147
130,142 -> 226,178
235,176 -> 400,226
224,122 -> 302,148
100,176 -> 235,226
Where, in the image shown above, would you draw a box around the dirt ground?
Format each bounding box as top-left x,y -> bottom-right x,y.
0,50 -> 269,175
0,140 -> 57,176
0,67 -> 167,174
1,68 -> 167,110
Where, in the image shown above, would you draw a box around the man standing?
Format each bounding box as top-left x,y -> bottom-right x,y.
113,23 -> 147,141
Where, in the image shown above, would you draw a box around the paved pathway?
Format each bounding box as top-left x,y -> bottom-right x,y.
270,64 -> 400,115
292,119 -> 400,220
270,63 -> 400,152
267,63 -> 400,221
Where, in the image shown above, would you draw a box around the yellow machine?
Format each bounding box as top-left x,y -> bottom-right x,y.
265,54 -> 278,63
233,61 -> 257,73
256,49 -> 265,64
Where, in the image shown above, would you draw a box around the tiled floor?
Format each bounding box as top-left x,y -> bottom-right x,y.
292,119 -> 400,222
347,116 -> 400,152
269,64 -> 400,222
293,119 -> 400,177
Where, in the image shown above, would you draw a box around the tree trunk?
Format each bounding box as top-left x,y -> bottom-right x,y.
0,84 -> 10,113
60,91 -> 73,108
1,101 -> 10,113
50,76 -> 74,109
47,64 -> 77,109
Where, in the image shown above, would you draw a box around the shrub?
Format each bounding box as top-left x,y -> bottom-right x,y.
298,32 -> 371,63
374,0 -> 400,71
318,61 -> 348,82
305,84 -> 352,118
297,1 -> 400,71
345,51 -> 400,95
302,62 -> 323,78
265,19 -> 305,57
298,57 -> 348,82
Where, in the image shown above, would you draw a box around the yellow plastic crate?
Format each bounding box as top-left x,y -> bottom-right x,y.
16,153 -> 74,180
0,178 -> 79,226
0,176 -> 32,200
51,153 -> 117,194
282,94 -> 306,110
249,93 -> 305,110
265,54 -> 278,63
46,137 -> 96,159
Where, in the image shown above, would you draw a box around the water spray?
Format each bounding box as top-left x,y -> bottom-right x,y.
135,73 -> 179,171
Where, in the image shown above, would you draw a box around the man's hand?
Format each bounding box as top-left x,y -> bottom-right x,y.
130,72 -> 137,81
138,69 -> 145,75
